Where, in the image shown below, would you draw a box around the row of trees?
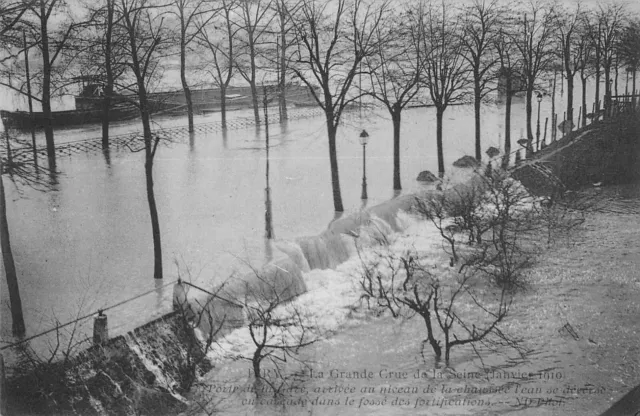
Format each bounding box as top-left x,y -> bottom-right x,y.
0,0 -> 639,335
2,0 -> 640,204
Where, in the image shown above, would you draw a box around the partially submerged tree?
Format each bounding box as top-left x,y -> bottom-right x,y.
552,4 -> 584,127
288,0 -> 388,212
510,0 -> 556,157
460,0 -> 501,161
25,0 -> 96,168
171,0 -> 216,133
417,0 -> 471,177
235,0 -> 274,125
494,25 -> 521,168
117,0 -> 171,279
365,6 -> 421,191
196,0 -> 239,130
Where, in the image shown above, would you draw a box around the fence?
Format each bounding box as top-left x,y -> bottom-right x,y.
3,105 -> 327,163
510,92 -> 640,165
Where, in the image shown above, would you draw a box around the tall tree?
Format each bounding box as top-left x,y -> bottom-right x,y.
365,6 -> 421,191
269,0 -> 300,120
117,0 -> 170,280
460,0 -> 501,161
494,23 -> 521,168
511,0 -> 556,157
594,3 -> 626,118
172,0 -> 216,133
196,0 -> 239,130
288,0 -> 388,212
618,18 -> 640,101
235,0 -> 274,125
553,3 -> 585,127
0,2 -> 35,337
418,0 -> 471,177
27,0 -> 94,169
574,11 -> 594,127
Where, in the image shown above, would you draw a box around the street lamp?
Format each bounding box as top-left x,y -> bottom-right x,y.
536,92 -> 542,152
359,129 -> 369,200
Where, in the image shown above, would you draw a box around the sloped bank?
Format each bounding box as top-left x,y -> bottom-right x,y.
6,170 -> 483,415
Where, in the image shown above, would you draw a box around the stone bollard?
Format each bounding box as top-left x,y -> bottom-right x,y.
173,280 -> 187,311
93,311 -> 109,345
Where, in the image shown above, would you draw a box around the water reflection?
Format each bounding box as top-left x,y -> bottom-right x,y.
102,147 -> 111,167
188,131 -> 195,152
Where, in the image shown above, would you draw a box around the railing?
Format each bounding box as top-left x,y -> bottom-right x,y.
3,105 -> 327,163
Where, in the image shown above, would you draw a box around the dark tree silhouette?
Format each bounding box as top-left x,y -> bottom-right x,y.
288,0 -> 388,212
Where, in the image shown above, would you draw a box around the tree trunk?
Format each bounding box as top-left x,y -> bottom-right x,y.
39,6 -> 55,169
474,80 -> 482,161
326,121 -> 344,212
595,65 -> 601,114
220,85 -> 227,129
250,81 -> 260,125
525,86 -> 534,158
0,163 -> 25,336
391,109 -> 401,190
566,73 -> 574,125
278,22 -> 288,121
138,80 -> 163,280
581,74 -> 587,127
436,106 -> 445,177
604,65 -> 611,118
102,0 -> 114,149
502,75 -> 512,169
633,71 -> 637,109
180,26 -> 194,133
422,313 -> 441,359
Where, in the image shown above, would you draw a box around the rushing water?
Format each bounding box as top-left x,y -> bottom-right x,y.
0,77 -> 618,351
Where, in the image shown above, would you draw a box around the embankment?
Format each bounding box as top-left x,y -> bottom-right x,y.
512,115 -> 640,196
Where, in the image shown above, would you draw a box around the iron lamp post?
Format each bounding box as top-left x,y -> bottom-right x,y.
359,129 -> 369,200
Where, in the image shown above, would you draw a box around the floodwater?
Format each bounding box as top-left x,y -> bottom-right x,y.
0,78 -> 620,352
188,183 -> 640,416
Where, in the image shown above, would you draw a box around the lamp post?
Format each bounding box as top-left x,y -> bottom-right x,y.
359,129 -> 369,200
536,92 -> 542,152
263,86 -> 274,239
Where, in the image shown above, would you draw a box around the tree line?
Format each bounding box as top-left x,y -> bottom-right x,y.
0,0 -> 639,336
1,0 -> 639,202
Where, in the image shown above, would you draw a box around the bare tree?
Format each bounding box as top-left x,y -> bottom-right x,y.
552,3 -> 589,129
510,0 -> 556,157
270,0 -> 301,120
232,272 -> 319,396
117,0 -> 171,280
0,131 -> 57,336
25,0 -> 96,168
235,0 -> 274,125
365,6 -> 421,191
460,0 -> 501,161
618,18 -> 640,102
594,3 -> 626,118
288,0 -> 388,212
0,156 -> 25,336
494,24 -> 521,168
195,0 -> 239,130
172,0 -> 217,133
417,0 -> 471,177
574,11 -> 594,127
